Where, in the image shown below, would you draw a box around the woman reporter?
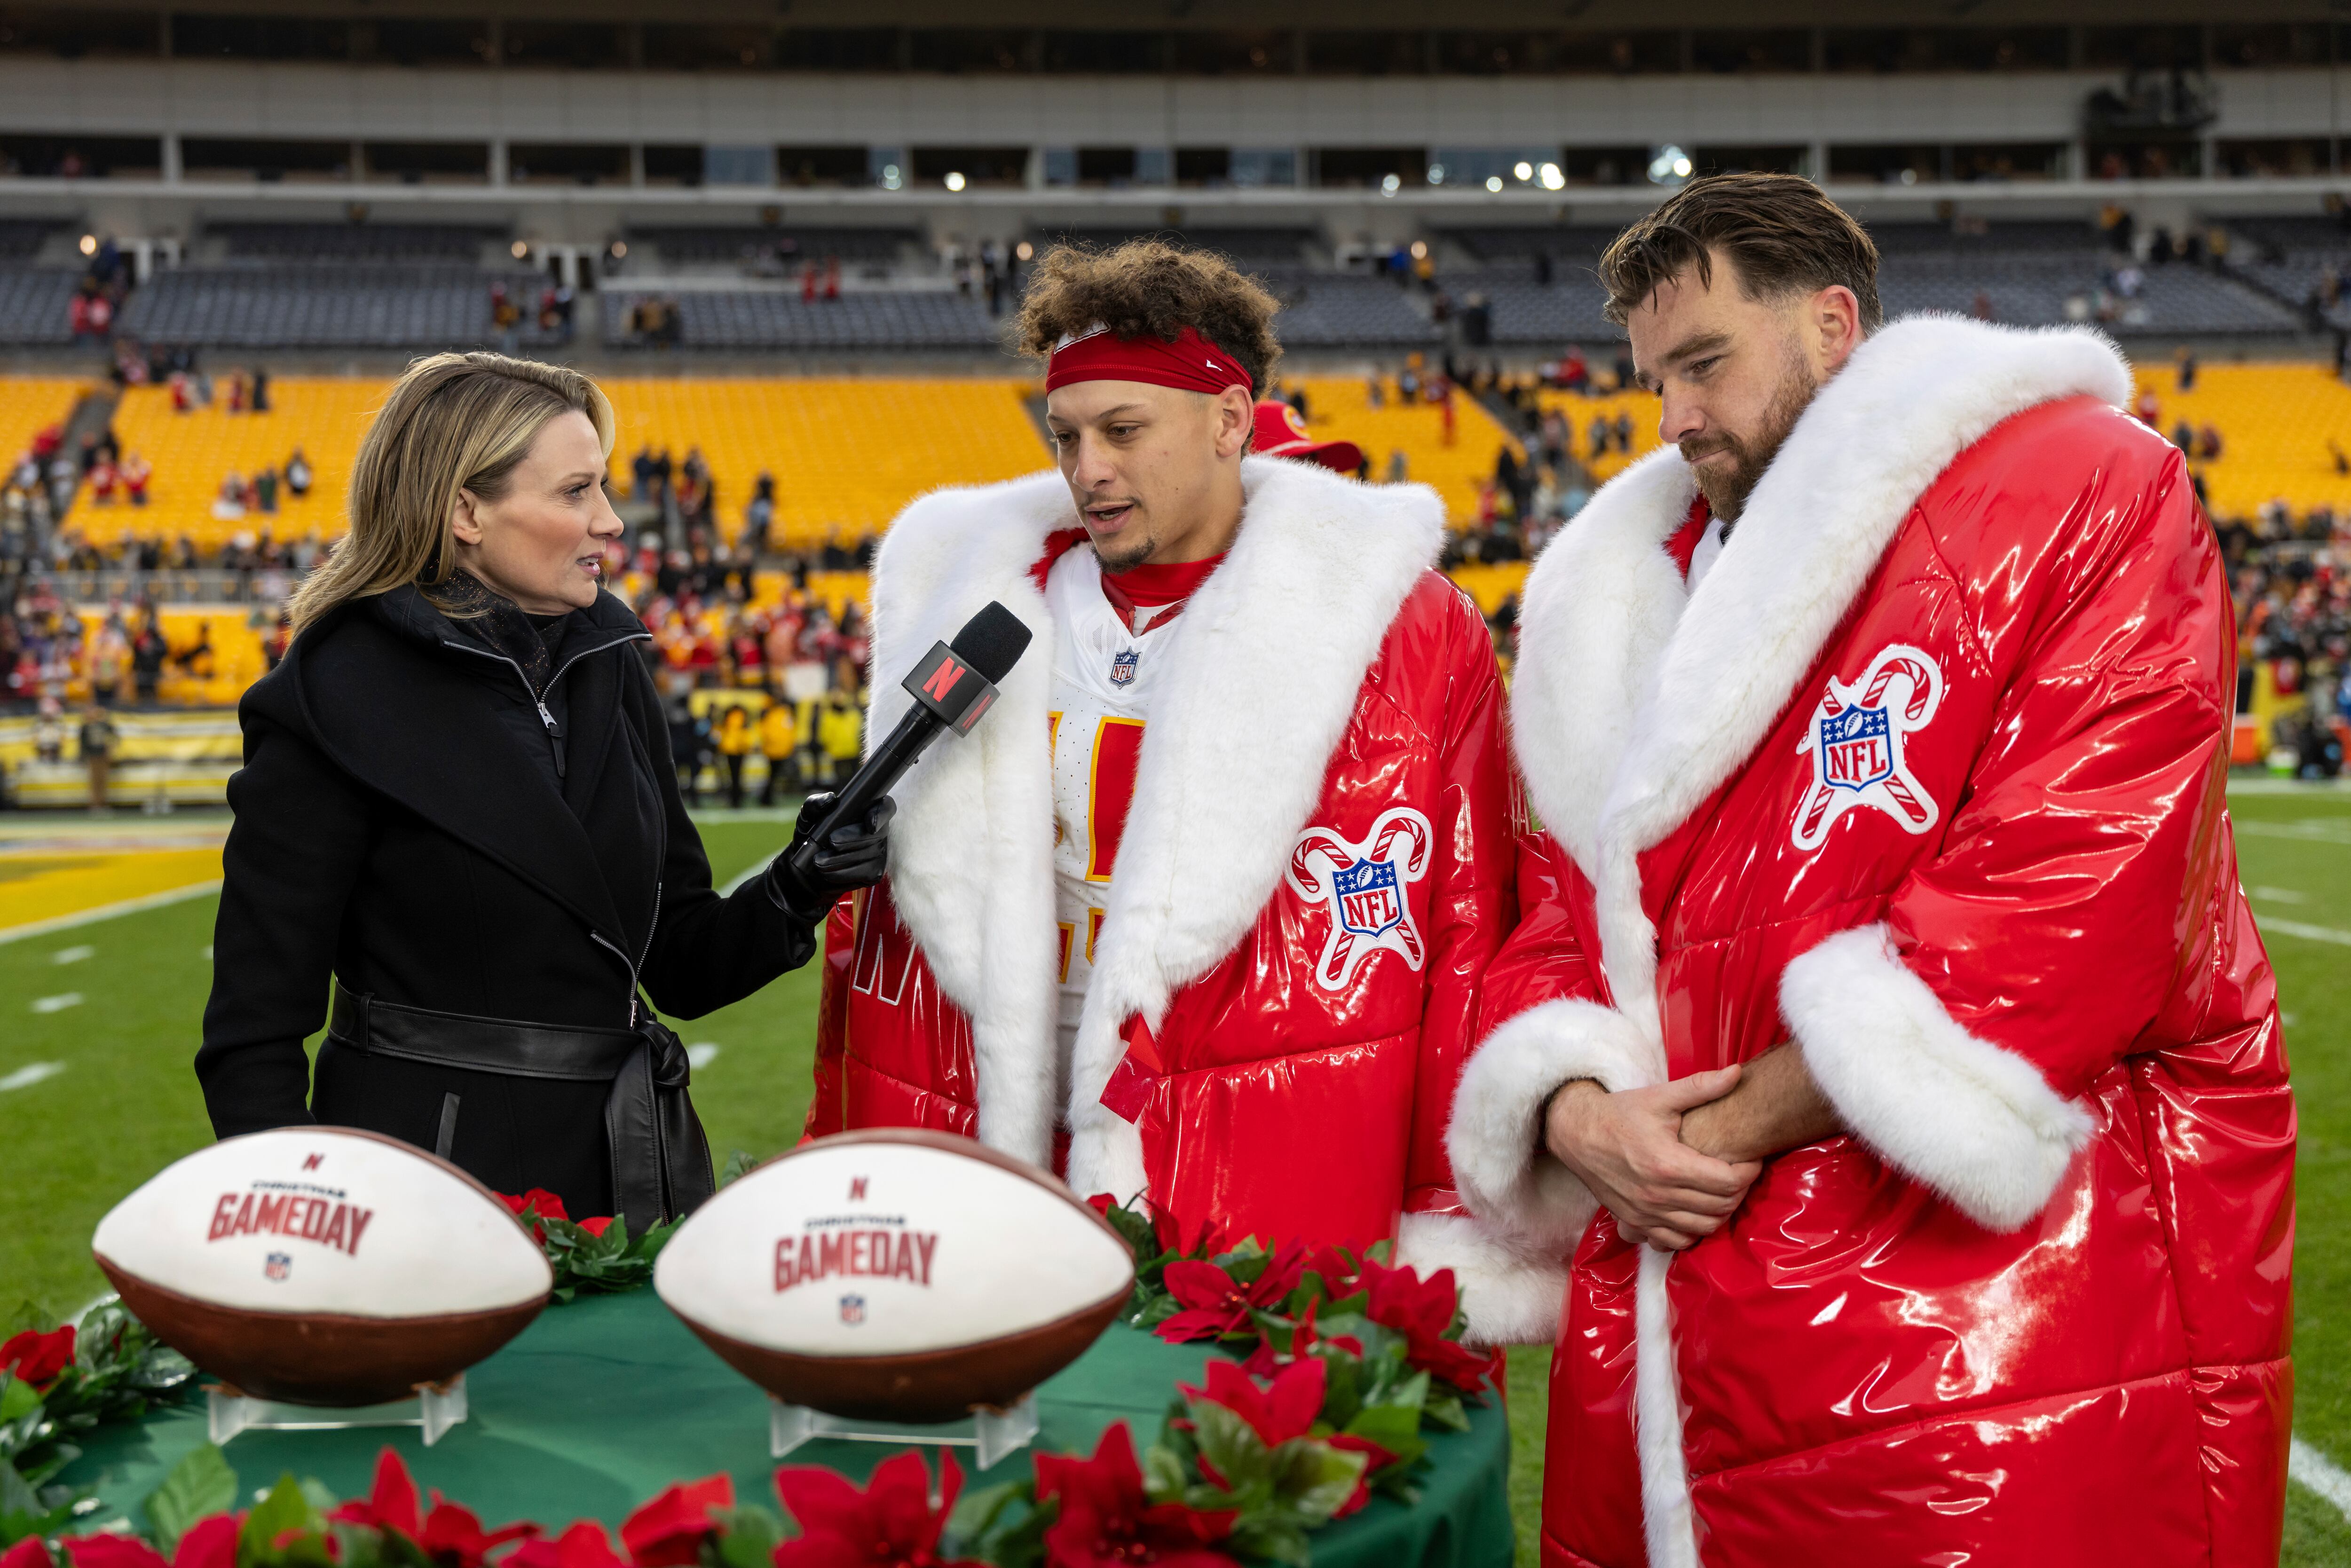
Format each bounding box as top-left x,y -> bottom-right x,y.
197,354 -> 887,1225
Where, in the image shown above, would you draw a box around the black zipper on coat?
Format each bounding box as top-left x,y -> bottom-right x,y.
441,626 -> 660,1020
439,629 -> 647,780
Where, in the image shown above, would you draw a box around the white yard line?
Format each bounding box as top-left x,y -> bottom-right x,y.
0,1062 -> 66,1091
0,880 -> 222,946
31,993 -> 82,1014
2250,887 -> 2309,905
2294,1437 -> 2351,1521
2261,918 -> 2351,948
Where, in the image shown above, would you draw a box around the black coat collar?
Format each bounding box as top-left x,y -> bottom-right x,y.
263,585 -> 651,945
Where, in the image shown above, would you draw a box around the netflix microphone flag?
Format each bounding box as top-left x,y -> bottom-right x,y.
902,640 -> 1001,736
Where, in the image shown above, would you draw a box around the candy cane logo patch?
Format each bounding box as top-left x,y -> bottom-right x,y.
1286,807 -> 1432,991
1792,645 -> 1945,851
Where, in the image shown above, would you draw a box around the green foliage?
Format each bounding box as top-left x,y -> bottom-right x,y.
523,1210 -> 681,1305
942,1479 -> 1050,1568
144,1443 -> 237,1551
0,1299 -> 196,1541
707,1503 -> 784,1568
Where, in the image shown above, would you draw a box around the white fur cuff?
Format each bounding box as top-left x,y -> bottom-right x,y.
1394,1210 -> 1568,1347
1446,999 -> 1661,1257
1783,923 -> 2093,1232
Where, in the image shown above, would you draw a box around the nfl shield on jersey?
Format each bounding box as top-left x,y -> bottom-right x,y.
1791,644 -> 1945,850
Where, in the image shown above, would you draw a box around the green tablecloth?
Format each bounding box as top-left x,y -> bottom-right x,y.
60,1290 -> 1513,1568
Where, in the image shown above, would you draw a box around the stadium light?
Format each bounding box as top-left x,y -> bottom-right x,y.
1410,240 -> 1428,260
1649,145 -> 1693,184
1512,161 -> 1533,182
1539,162 -> 1565,190
881,164 -> 903,190
1485,175 -> 1504,192
78,234 -> 95,256
511,240 -> 529,259
1381,173 -> 1401,196
1427,163 -> 1446,185
1016,241 -> 1034,261
610,240 -> 628,259
944,171 -> 967,192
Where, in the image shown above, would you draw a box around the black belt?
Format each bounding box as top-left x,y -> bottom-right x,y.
326,982 -> 714,1228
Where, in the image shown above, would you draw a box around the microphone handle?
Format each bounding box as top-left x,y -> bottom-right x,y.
784,703 -> 944,883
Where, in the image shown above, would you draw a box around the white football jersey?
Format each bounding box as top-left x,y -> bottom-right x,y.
1044,548 -> 1189,1077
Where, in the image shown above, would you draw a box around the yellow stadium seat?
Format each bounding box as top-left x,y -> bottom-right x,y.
2132,362 -> 2351,520
81,378 -> 382,549
1535,387 -> 1667,484
0,378 -> 92,467
599,378 -> 1048,549
1291,378 -> 1519,527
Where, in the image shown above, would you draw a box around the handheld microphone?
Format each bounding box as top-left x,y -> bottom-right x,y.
785,600 -> 1033,883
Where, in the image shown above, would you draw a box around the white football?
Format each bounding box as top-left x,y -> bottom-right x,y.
656,1128 -> 1135,1421
93,1127 -> 552,1406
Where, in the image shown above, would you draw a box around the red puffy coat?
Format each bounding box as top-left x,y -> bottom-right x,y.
809,456 -> 1523,1306
1447,319 -> 2292,1565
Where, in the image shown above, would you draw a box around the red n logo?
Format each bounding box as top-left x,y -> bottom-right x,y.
922,657 -> 965,701
302,1154 -> 324,1171
850,1177 -> 869,1201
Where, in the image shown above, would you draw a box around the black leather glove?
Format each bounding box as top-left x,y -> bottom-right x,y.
764,791 -> 894,923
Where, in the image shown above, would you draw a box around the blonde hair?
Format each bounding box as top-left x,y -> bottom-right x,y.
285,352 -> 616,640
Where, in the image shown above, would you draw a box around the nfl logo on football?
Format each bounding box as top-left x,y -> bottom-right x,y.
839,1293 -> 866,1325
263,1252 -> 292,1282
1109,649 -> 1138,688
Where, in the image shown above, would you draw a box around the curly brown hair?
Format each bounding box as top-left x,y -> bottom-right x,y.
1017,240 -> 1283,397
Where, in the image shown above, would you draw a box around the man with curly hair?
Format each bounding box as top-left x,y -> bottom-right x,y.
807,242 -> 1539,1336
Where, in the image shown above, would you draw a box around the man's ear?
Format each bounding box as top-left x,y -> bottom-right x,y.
1812,285 -> 1863,376
449,488 -> 484,546
1215,386 -> 1255,460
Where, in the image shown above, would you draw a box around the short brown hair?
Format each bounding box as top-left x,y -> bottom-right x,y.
1017,239 -> 1282,397
1598,172 -> 1882,331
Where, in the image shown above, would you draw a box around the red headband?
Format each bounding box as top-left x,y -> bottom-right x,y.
1044,323 -> 1253,396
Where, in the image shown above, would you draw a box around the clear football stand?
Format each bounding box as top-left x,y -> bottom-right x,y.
767,1393 -> 1039,1471
206,1376 -> 468,1447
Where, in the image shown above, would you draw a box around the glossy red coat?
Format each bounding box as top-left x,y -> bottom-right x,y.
812,565 -> 1518,1254
1480,397 -> 2294,1564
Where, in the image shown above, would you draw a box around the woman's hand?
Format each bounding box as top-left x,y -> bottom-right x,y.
764,793 -> 894,922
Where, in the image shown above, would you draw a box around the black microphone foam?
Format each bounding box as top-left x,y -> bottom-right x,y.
949,601 -> 1032,686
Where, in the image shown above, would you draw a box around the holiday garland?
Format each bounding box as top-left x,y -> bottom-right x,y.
0,1309 -> 197,1548
2,1199 -> 1491,1568
495,1192 -> 678,1306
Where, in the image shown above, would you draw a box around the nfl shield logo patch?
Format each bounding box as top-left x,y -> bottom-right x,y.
839,1293 -> 866,1325
1333,858 -> 1403,937
1109,649 -> 1139,688
1286,807 -> 1435,991
264,1252 -> 292,1282
1792,644 -> 1946,851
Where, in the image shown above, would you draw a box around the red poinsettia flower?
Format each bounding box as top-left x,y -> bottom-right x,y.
330,1449 -> 426,1537
1323,1434 -> 1399,1519
1155,1244 -> 1306,1344
577,1217 -> 614,1238
1298,1246 -> 1358,1296
1239,1296 -> 1365,1380
172,1515 -> 242,1568
419,1497 -> 538,1568
62,1536 -> 168,1568
497,1190 -> 571,1241
771,1450 -> 982,1568
505,1522 -> 626,1568
0,1324 -> 76,1389
1034,1423 -> 1239,1568
619,1476 -> 733,1568
1,1539 -> 52,1568
1356,1259 -> 1492,1391
1178,1357 -> 1325,1449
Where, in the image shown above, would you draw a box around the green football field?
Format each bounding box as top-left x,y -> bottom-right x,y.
3,789 -> 2349,1563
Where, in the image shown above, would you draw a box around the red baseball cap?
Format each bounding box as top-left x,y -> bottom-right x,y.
1252,400 -> 1364,475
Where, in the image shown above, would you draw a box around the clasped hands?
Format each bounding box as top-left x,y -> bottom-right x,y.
1539,1045 -> 1841,1251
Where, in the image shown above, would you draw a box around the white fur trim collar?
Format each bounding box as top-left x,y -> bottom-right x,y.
869,457 -> 1444,1198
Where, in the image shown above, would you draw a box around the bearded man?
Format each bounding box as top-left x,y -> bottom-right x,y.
1447,174 -> 2292,1563
809,241 -> 1527,1318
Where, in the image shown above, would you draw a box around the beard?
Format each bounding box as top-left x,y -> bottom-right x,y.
1093,528 -> 1158,574
1680,346 -> 1818,524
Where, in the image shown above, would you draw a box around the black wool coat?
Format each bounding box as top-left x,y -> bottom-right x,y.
198,583 -> 814,1218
